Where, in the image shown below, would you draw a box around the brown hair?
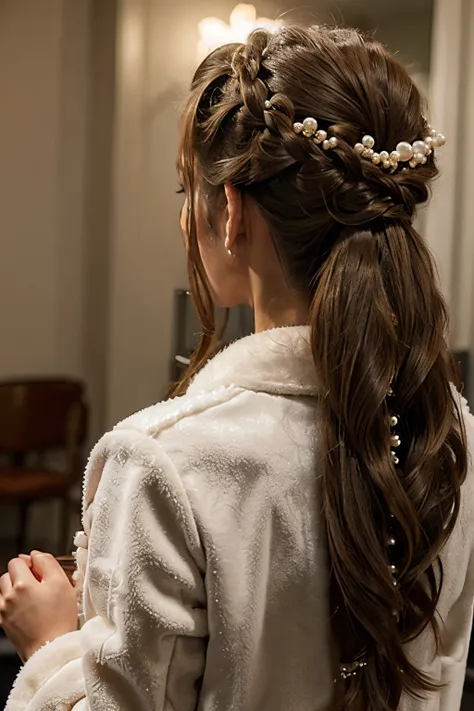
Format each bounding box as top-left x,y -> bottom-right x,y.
175,25 -> 467,710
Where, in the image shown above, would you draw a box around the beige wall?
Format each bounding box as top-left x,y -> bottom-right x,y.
0,0 -> 90,379
105,0 -> 220,426
82,0 -> 117,439
0,0 -> 63,376
0,0 -> 201,438
0,0 -> 92,551
448,0 -> 474,356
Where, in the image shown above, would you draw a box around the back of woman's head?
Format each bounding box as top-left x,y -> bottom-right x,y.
176,25 -> 467,711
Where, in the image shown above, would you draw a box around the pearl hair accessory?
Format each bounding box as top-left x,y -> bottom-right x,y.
340,657 -> 368,680
338,388 -> 403,681
354,125 -> 446,170
387,396 -> 402,597
337,384 -> 405,681
292,117 -> 339,150
290,113 -> 444,167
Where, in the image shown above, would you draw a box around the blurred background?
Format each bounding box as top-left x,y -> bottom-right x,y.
0,0 -> 472,707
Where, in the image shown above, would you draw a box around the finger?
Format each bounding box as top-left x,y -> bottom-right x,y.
8,558 -> 35,586
20,554 -> 41,581
18,554 -> 32,567
30,552 -> 64,580
0,573 -> 12,597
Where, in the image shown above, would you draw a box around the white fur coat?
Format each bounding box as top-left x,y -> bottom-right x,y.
5,327 -> 474,711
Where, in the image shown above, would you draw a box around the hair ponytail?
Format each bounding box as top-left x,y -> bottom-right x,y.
310,219 -> 467,710
179,24 -> 468,710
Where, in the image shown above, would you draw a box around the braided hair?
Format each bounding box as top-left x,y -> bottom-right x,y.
175,25 -> 467,711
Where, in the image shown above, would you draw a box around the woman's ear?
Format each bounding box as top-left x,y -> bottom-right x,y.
224,183 -> 243,254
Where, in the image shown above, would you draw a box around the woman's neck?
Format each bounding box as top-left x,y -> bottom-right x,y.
253,296 -> 309,334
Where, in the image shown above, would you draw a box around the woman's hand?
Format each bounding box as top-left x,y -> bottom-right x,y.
0,551 -> 78,662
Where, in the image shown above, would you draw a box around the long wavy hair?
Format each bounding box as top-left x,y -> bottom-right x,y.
173,25 -> 467,711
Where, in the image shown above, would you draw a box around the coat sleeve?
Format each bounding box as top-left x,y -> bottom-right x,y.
5,430 -> 208,711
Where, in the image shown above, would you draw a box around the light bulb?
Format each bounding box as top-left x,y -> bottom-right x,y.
230,3 -> 257,26
230,4 -> 257,42
197,17 -> 233,52
197,3 -> 282,58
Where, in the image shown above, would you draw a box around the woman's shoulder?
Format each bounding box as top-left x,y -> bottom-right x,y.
86,382 -> 319,519
84,385 -> 273,494
114,384 -> 246,439
114,380 -> 317,457
82,386 -> 246,503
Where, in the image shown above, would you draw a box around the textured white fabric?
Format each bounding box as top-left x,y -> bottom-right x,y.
5,326 -> 474,711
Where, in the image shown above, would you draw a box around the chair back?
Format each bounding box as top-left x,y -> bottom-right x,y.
0,379 -> 87,455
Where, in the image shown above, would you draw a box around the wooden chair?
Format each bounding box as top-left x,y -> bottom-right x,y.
0,379 -> 88,554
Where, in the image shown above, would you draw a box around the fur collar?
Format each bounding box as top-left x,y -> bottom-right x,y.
187,326 -> 318,397
115,327 -> 318,439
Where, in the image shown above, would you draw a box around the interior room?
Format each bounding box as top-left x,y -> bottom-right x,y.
0,0 -> 472,708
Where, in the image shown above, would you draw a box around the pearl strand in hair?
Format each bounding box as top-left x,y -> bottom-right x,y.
337,389 -> 402,681
289,115 -> 339,150
287,110 -> 446,169
354,127 -> 446,170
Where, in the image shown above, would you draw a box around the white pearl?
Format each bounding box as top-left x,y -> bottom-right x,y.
431,128 -> 438,138
264,100 -> 271,109
421,156 -> 427,165
293,122 -> 304,134
302,117 -> 318,136
390,415 -> 398,427
362,148 -> 373,158
362,135 -> 375,148
424,136 -> 434,148
379,151 -> 389,161
412,140 -> 428,156
323,140 -> 331,150
390,435 -> 401,448
383,161 -> 391,169
354,143 -> 364,155
414,152 -> 425,164
392,453 -> 400,464
372,153 -> 381,165
390,151 -> 400,164
436,133 -> 446,146
426,149 -> 432,156
409,159 -> 417,168
328,137 -> 338,148
396,142 -> 414,162
315,130 -> 327,143
388,537 -> 397,546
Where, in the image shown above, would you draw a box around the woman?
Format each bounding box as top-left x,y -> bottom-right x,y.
1,25 -> 473,711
